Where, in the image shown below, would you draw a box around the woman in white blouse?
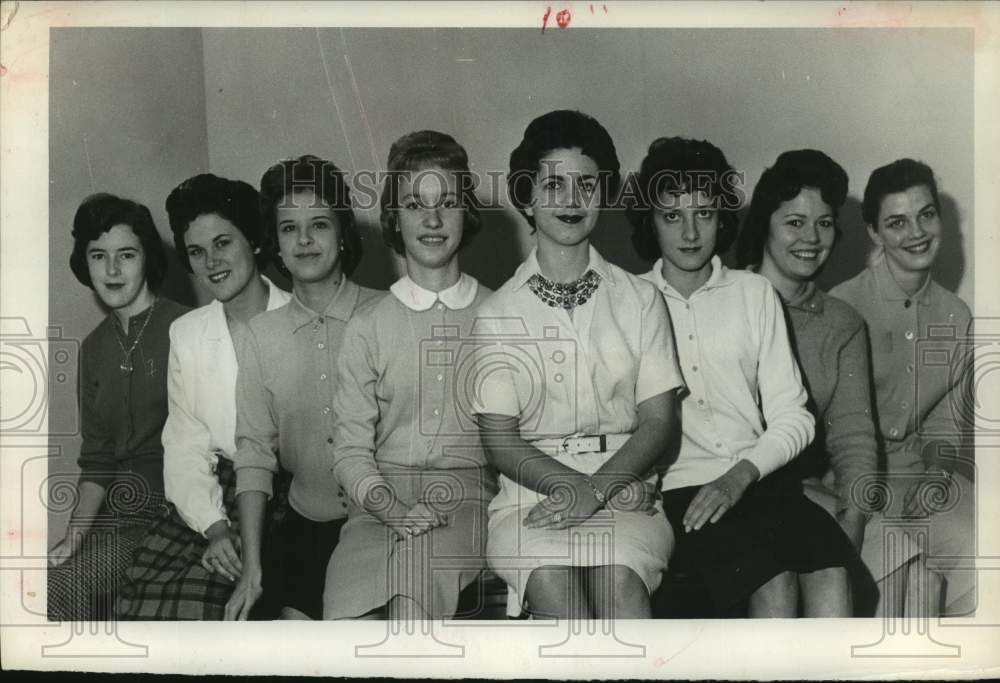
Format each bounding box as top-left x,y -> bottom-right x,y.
474,110 -> 684,619
118,173 -> 290,620
325,131 -> 495,620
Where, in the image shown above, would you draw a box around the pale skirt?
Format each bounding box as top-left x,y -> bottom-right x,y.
485,448 -> 673,615
323,466 -> 495,619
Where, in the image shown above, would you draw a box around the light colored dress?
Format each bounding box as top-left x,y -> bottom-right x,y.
325,274 -> 496,619
474,247 -> 684,613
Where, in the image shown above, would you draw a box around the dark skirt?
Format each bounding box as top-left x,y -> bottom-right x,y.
117,459 -> 289,620
661,471 -> 856,613
270,507 -> 346,620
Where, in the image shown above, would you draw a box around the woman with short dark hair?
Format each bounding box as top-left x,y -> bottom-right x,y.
49,193 -> 189,621
830,158 -> 975,616
118,174 -> 292,620
737,149 -> 908,614
475,110 -> 683,619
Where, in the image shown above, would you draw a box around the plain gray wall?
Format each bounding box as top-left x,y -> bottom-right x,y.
48,27 -> 974,539
48,29 -> 210,537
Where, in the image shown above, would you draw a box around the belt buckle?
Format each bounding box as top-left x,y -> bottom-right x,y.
562,434 -> 606,454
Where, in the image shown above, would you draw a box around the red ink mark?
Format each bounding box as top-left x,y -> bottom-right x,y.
603,4 -> 608,12
837,6 -> 846,15
556,8 -> 572,29
590,4 -> 594,13
541,6 -> 552,33
654,657 -> 667,667
0,64 -> 6,77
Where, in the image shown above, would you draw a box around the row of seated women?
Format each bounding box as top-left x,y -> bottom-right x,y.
47,109 -> 975,622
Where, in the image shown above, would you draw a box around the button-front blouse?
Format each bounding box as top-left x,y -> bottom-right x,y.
830,254 -> 973,471
232,278 -> 380,522
77,298 -> 190,504
331,273 -> 493,507
640,256 -> 815,490
473,246 -> 684,440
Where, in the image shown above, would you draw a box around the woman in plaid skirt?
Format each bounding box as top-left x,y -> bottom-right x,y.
48,193 -> 189,621
117,175 -> 291,620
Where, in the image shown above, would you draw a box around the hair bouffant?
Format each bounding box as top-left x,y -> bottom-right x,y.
258,155 -> 362,277
736,149 -> 849,268
379,130 -> 481,255
861,158 -> 939,228
626,137 -> 742,261
70,193 -> 168,290
507,110 -> 621,230
165,173 -> 271,273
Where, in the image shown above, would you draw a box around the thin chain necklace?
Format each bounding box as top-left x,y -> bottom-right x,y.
528,270 -> 600,310
113,297 -> 157,375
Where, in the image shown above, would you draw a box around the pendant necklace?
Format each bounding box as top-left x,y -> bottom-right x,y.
114,297 -> 157,375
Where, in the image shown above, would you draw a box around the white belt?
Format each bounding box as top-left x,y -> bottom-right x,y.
529,433 -> 631,456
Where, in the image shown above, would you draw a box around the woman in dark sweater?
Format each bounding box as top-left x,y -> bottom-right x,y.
48,193 -> 188,620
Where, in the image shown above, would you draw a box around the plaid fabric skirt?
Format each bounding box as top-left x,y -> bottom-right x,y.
47,513 -> 157,622
117,458 -> 289,620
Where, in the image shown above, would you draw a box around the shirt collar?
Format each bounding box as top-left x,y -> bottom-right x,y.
639,254 -> 731,299
511,245 -> 615,290
390,273 -> 479,311
288,277 -> 360,331
872,252 -> 932,305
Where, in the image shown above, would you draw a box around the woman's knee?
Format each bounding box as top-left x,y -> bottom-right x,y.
598,564 -> 646,596
525,565 -> 587,616
525,565 -> 574,596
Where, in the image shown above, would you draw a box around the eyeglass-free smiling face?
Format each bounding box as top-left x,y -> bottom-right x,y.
764,187 -> 837,282
869,184 -> 942,278
396,168 -> 464,273
184,213 -> 259,303
275,189 -> 344,284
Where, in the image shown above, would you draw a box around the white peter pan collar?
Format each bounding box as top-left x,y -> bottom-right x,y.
390,273 -> 478,311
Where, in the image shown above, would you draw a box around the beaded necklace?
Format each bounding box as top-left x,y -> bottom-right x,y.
528,270 -> 600,310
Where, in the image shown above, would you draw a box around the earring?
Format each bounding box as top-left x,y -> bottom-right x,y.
339,241 -> 345,252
